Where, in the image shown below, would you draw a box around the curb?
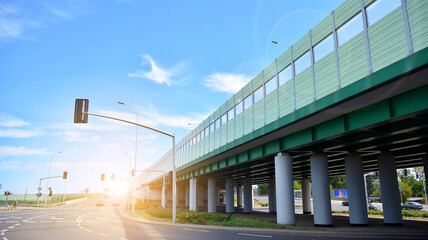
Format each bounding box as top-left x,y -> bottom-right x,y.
118,210 -> 428,238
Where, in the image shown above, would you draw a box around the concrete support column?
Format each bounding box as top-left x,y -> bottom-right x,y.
344,153 -> 368,225
237,185 -> 243,208
378,153 -> 402,225
243,176 -> 252,213
310,153 -> 332,226
268,176 -> 276,213
189,178 -> 197,211
197,182 -> 204,209
226,178 -> 235,213
185,184 -> 189,207
275,152 -> 295,225
423,155 -> 428,197
216,187 -> 221,206
208,177 -> 217,213
302,177 -> 311,214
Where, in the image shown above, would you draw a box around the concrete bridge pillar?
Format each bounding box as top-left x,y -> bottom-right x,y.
268,176 -> 276,213
275,152 -> 295,225
344,153 -> 368,225
197,181 -> 204,210
207,177 -> 217,213
226,177 -> 235,213
237,185 -> 243,208
243,176 -> 252,213
423,155 -> 428,194
378,153 -> 402,225
310,153 -> 332,226
302,177 -> 311,214
189,178 -> 197,211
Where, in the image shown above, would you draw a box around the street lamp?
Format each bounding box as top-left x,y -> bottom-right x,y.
45,151 -> 63,208
272,40 -> 291,48
118,101 -> 138,213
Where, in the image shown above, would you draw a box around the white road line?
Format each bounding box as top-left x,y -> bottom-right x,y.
40,221 -> 52,223
7,227 -> 13,229
237,233 -> 272,238
79,227 -> 83,229
5,221 -> 18,223
85,220 -> 97,223
96,217 -> 108,220
86,230 -> 92,232
98,233 -> 108,237
55,221 -> 67,223
182,228 -> 209,233
14,224 -> 20,226
120,238 -> 129,240
3,237 -> 8,240
1,230 -> 7,232
0,233 -> 4,236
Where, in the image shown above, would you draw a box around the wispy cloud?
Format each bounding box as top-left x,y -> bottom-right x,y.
0,129 -> 40,138
128,54 -> 188,86
0,114 -> 30,127
203,73 -> 251,94
0,146 -> 47,156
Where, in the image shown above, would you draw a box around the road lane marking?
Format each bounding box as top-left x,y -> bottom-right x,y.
182,228 -> 209,232
120,238 -> 129,240
7,227 -> 13,229
96,217 -> 108,220
14,224 -> 20,226
5,221 -> 18,223
56,221 -> 67,223
1,230 -> 7,232
98,233 -> 108,237
50,217 -> 63,220
86,230 -> 92,232
0,233 -> 4,236
237,233 -> 272,238
85,220 -> 97,223
3,237 -> 8,240
40,221 -> 52,223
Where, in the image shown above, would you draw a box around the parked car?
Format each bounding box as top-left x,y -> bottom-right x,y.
342,201 -> 348,206
401,202 -> 423,210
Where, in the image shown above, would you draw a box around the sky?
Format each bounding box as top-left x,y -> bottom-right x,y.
0,0 -> 345,195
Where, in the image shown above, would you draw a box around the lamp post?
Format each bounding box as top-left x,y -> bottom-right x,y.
272,40 -> 291,48
45,151 -> 62,208
63,158 -> 69,203
118,101 -> 138,213
124,152 -> 132,208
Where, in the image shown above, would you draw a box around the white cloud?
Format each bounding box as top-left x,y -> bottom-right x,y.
128,54 -> 187,86
0,146 -> 47,156
0,114 -> 30,127
0,129 -> 40,138
203,73 -> 251,94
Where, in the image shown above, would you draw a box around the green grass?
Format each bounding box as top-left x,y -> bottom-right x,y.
0,194 -> 87,207
131,207 -> 314,230
332,209 -> 428,218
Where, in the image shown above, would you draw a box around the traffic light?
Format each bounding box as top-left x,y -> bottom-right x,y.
74,99 -> 89,123
49,190 -> 52,196
374,171 -> 379,178
404,169 -> 408,177
416,172 -> 419,179
101,174 -> 105,181
111,174 -> 115,180
63,171 -> 68,179
4,191 -> 11,196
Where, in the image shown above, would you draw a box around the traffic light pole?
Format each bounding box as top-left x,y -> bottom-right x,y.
83,111 -> 177,223
36,176 -> 63,209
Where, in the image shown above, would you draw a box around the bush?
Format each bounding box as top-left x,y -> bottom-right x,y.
402,210 -> 428,218
177,210 -> 231,224
146,207 -> 172,219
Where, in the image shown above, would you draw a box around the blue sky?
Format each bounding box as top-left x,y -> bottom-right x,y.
0,0 -> 344,195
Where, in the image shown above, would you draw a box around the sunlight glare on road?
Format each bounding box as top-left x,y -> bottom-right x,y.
110,179 -> 129,196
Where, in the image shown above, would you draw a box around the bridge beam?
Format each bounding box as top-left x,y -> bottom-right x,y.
345,153 -> 368,225
378,153 -> 403,225
243,176 -> 252,213
310,153 -> 332,226
275,152 -> 295,225
268,176 -> 276,213
302,177 -> 311,214
226,177 -> 235,213
237,185 -> 243,208
208,177 -> 217,213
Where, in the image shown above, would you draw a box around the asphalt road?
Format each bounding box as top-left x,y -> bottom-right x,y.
1,197 -> 427,240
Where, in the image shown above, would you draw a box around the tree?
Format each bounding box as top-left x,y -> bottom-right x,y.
294,180 -> 302,190
398,181 -> 412,203
329,175 -> 347,189
366,174 -> 380,196
257,184 -> 268,195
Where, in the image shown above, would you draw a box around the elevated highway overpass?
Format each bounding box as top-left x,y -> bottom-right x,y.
140,0 -> 428,227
